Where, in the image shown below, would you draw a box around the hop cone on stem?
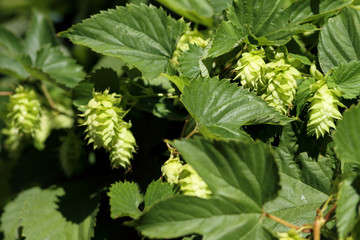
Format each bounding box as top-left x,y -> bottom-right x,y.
178,164 -> 211,199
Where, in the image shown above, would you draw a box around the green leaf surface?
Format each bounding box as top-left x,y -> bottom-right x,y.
21,45 -> 85,88
144,180 -> 176,209
334,104 -> 360,164
134,196 -> 274,240
0,186 -> 99,240
108,181 -> 143,219
181,76 -> 293,140
173,138 -> 280,209
336,178 -> 360,238
0,27 -> 24,55
156,0 -> 214,26
61,4 -> 187,80
179,44 -> 204,79
25,9 -> 56,62
318,8 -> 360,74
263,173 -> 328,232
164,74 -> 190,93
327,61 -> 360,99
208,0 -> 233,14
295,77 -> 315,116
0,53 -> 29,79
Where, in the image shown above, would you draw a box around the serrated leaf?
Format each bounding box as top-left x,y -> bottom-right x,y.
179,44 -> 204,79
134,196 -> 274,240
181,76 -> 293,140
328,61 -> 360,99
156,0 -> 214,26
198,124 -> 252,142
25,9 -> 56,62
108,181 -> 143,219
173,138 -> 280,209
207,21 -> 247,58
334,104 -> 360,164
295,77 -> 315,116
144,180 -> 176,209
336,178 -> 360,238
21,45 -> 85,88
263,173 -> 328,232
0,27 -> 24,55
164,74 -> 190,93
61,4 -> 186,80
318,8 -> 360,74
0,186 -> 99,240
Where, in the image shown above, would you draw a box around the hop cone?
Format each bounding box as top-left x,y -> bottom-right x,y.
161,156 -> 183,184
178,164 -> 211,199
4,86 -> 41,136
109,122 -> 136,169
234,48 -> 266,91
277,229 -> 306,240
81,89 -> 124,149
261,59 -> 301,114
307,82 -> 344,138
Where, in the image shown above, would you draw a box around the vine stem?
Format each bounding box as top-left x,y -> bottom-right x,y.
265,213 -> 299,229
314,213 -> 322,240
323,203 -> 337,222
0,91 -> 12,96
185,124 -> 199,139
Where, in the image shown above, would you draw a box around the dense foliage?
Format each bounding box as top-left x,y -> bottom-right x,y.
1,0 -> 360,239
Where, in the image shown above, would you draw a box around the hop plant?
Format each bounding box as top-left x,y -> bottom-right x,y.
161,156 -> 183,184
178,164 -> 211,199
261,59 -> 301,114
109,122 -> 137,169
81,89 -> 125,149
4,86 -> 41,136
173,30 -> 209,60
234,48 -> 266,91
307,81 -> 344,138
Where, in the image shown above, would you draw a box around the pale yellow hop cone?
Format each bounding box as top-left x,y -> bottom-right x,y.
161,156 -> 183,184
179,164 -> 211,199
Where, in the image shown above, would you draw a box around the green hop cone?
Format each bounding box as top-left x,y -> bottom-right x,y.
277,228 -> 305,240
81,89 -> 124,149
307,81 -> 344,138
178,164 -> 211,199
261,59 -> 301,114
4,86 -> 41,136
234,48 -> 266,91
161,156 -> 183,184
109,121 -> 136,169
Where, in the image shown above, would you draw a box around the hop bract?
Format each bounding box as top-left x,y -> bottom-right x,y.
161,156 -> 183,184
4,86 -> 41,136
307,82 -> 344,138
109,122 -> 137,169
261,59 -> 301,114
81,89 -> 124,149
234,48 -> 266,91
178,164 -> 211,199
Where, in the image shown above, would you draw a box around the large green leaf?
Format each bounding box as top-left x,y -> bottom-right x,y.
156,0 -> 214,26
0,27 -> 24,56
144,180 -> 177,209
334,104 -> 360,164
263,173 -> 328,232
21,45 -> 86,88
173,138 -> 280,209
318,8 -> 360,74
133,138 -> 279,240
179,44 -> 205,79
108,181 -> 143,219
0,53 -> 29,79
61,4 -> 187,80
181,76 -> 293,140
327,61 -> 360,99
25,9 -> 57,62
336,178 -> 360,238
0,186 -> 99,240
134,196 -> 274,240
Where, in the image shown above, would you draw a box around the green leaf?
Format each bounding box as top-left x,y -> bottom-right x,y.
295,77 -> 315,117
164,74 -> 190,93
328,61 -> 360,99
263,173 -> 328,232
134,196 -> 274,240
156,0 -> 214,26
25,9 -> 56,62
207,21 -> 247,58
173,138 -> 280,209
318,8 -> 360,74
21,45 -> 86,88
336,178 -> 360,238
334,104 -> 360,164
0,53 -> 29,79
108,181 -> 143,219
179,44 -> 205,79
61,4 -> 187,80
0,186 -> 99,240
181,76 -> 293,140
144,180 -> 176,209
0,27 -> 24,55
208,0 -> 234,14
